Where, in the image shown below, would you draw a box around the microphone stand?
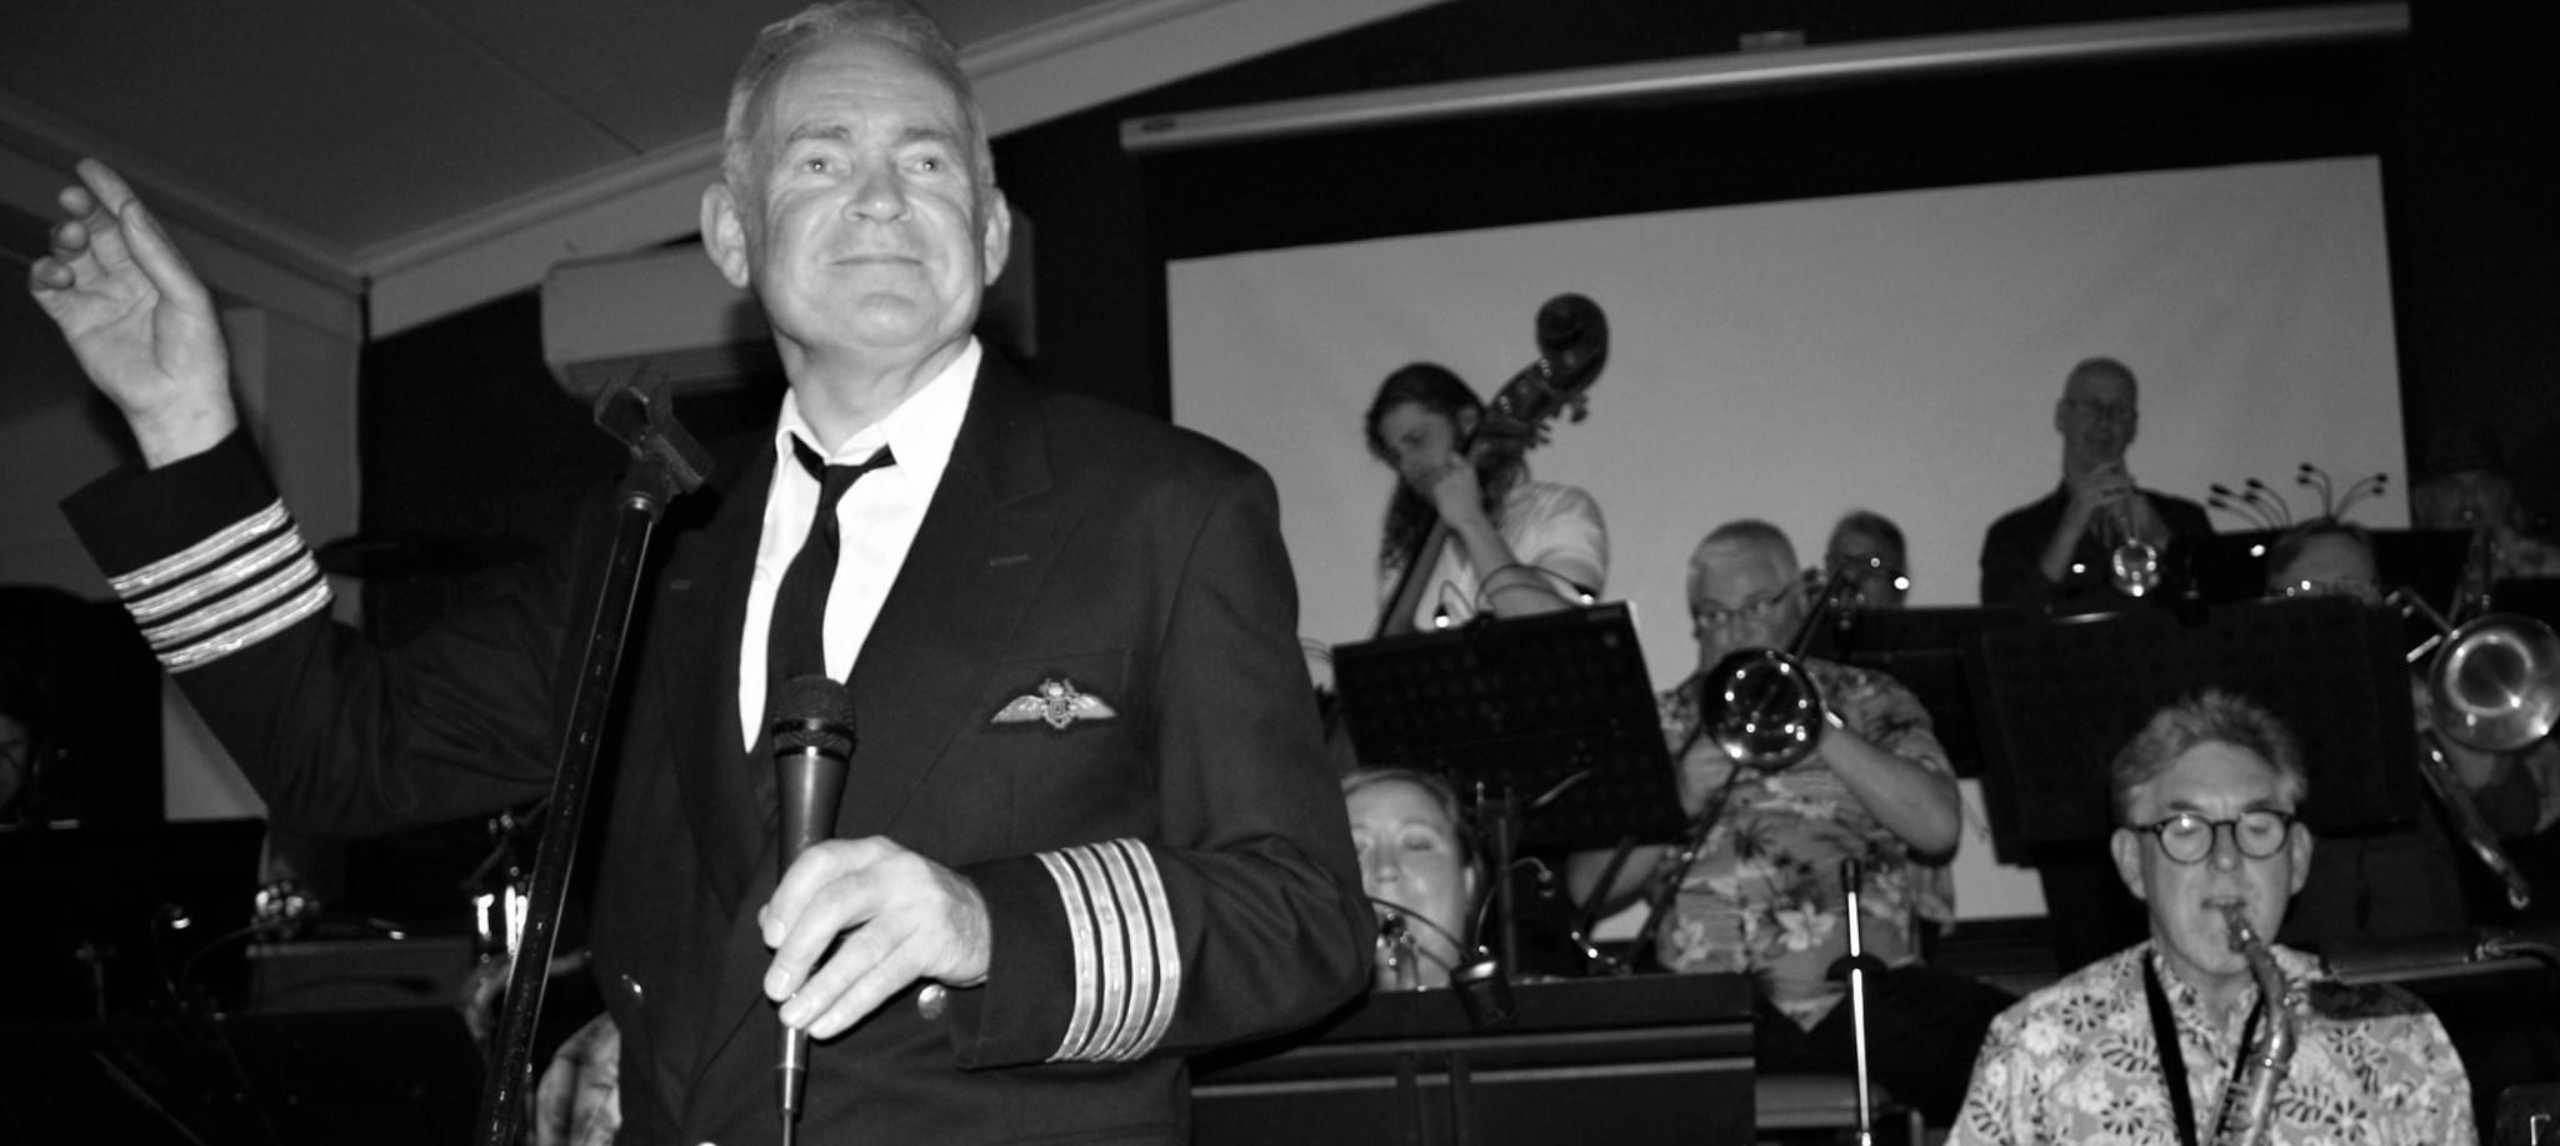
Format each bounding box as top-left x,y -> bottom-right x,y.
1838,858 -> 1878,1146
472,380 -> 711,1146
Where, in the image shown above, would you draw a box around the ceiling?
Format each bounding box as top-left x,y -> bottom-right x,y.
0,0 -> 1440,332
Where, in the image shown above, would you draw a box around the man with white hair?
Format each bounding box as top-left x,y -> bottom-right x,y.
1573,519 -> 2006,1126
28,2 -> 1369,1141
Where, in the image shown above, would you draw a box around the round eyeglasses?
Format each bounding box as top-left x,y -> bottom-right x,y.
2132,810 -> 2296,865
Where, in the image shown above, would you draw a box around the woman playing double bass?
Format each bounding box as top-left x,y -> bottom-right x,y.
1365,362 -> 1607,635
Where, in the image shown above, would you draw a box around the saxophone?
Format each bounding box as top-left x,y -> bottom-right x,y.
2213,902 -> 2300,1146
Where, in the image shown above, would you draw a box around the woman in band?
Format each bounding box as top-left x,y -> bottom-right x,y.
1344,767 -> 1481,990
1364,363 -> 1606,634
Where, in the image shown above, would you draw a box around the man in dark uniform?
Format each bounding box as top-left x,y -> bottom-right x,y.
1978,357 -> 2212,614
27,2 -> 1370,1142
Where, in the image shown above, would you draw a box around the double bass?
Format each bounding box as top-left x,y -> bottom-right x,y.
1374,294 -> 1609,637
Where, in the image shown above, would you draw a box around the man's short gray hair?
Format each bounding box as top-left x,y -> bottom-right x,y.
1687,519 -> 1799,601
720,0 -> 997,201
2107,689 -> 2308,824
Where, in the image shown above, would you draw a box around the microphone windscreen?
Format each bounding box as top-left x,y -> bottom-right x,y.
769,674 -> 857,756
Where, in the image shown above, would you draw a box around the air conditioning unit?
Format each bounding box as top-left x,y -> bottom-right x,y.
540,210 -> 1035,399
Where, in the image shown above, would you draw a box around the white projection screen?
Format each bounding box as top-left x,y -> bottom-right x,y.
1170,156 -> 2404,685
1167,157 -> 2406,918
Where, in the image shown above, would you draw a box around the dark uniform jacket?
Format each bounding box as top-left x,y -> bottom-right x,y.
65,355 -> 1372,1145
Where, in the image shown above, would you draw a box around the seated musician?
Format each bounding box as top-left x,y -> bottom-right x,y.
1951,690 -> 2476,1146
1570,519 -> 2010,1126
1826,508 -> 1911,609
1365,363 -> 1606,633
1344,767 -> 1483,991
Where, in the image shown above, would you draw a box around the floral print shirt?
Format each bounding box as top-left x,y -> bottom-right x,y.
1951,942 -> 2475,1146
1655,658 -> 1956,1027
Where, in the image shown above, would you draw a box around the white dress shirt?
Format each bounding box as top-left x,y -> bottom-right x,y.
736,340 -> 979,749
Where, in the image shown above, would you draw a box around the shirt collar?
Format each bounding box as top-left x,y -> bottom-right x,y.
770,337 -> 979,489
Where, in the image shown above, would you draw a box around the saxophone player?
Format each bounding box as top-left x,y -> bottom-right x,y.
1951,691 -> 2478,1146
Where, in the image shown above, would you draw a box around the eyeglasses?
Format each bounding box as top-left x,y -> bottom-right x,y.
2131,810 -> 2296,864
1692,586 -> 1801,630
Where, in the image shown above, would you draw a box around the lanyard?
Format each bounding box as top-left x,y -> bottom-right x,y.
2142,953 -> 2264,1146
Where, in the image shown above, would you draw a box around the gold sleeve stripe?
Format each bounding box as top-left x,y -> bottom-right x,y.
142,552 -> 321,649
1041,839 -> 1178,1064
130,531 -> 305,626
162,574 -> 331,673
107,501 -> 290,597
1114,838 -> 1181,1059
104,501 -> 334,673
1037,850 -> 1101,1062
1065,845 -> 1133,1062
1094,843 -> 1165,1062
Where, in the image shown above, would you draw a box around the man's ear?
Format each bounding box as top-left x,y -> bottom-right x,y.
977,186 -> 1013,287
2284,821 -> 2314,896
701,183 -> 752,289
2053,397 -> 2070,436
2110,827 -> 2149,902
1454,406 -> 1481,443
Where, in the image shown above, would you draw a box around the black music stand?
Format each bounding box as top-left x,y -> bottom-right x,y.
1819,605 -> 2026,779
1970,596 -> 2419,967
1333,604 -> 1683,977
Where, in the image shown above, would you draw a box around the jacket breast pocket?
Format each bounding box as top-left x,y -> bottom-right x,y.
968,651 -> 1152,853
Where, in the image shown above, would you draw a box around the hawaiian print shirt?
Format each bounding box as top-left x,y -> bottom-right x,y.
1950,942 -> 2475,1146
1655,658 -> 1956,1028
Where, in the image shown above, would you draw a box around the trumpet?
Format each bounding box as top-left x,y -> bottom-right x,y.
2393,589 -> 2557,910
2107,490 -> 2163,598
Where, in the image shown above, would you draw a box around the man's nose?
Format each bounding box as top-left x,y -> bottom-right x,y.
846,165 -> 909,220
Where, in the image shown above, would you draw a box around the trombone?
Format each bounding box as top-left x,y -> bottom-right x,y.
1606,554 -> 1899,964
2392,589 -> 2558,910
1697,552 -> 1898,773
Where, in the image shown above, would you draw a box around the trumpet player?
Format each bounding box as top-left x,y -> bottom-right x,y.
1952,691 -> 2476,1146
1569,520 -> 2009,1127
1978,357 -> 2213,614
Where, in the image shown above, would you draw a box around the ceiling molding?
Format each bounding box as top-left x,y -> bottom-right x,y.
0,137 -> 362,340
0,90 -> 364,330
363,0 -> 1451,337
1123,3 -> 2409,154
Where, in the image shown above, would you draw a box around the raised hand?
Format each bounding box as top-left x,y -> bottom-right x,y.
26,159 -> 236,466
758,836 -> 991,1040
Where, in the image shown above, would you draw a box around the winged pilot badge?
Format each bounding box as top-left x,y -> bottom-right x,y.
992,678 -> 1118,731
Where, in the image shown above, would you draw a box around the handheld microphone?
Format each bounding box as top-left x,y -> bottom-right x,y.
769,674 -> 856,1146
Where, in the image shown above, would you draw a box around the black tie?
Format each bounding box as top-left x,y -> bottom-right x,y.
767,438 -> 896,691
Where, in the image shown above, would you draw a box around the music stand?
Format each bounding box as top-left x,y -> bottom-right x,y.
1821,605 -> 2026,779
1333,604 -> 1683,976
1971,596 -> 2420,968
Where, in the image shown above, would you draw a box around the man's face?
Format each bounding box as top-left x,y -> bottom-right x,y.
1826,529 -> 1907,608
2267,534 -> 2381,604
2111,741 -> 2311,989
2055,369 -> 2138,466
1348,779 -> 1476,969
1690,544 -> 1806,668
705,35 -> 1008,378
